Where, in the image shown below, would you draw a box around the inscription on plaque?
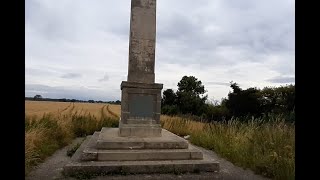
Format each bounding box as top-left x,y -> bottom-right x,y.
129,94 -> 154,118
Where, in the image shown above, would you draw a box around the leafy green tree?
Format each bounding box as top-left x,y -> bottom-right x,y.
205,103 -> 230,122
162,89 -> 177,106
161,89 -> 179,115
161,104 -> 179,115
260,85 -> 295,114
177,76 -> 206,95
176,76 -> 207,116
225,82 -> 262,118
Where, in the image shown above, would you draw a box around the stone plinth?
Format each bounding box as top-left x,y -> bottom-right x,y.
120,81 -> 162,137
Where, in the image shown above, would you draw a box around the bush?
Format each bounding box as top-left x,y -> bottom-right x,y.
161,105 -> 179,115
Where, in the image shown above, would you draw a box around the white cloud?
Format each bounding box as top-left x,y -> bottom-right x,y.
26,0 -> 295,101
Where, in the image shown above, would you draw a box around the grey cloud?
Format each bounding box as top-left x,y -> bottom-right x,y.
25,0 -> 294,101
158,14 -> 196,40
61,73 -> 82,79
206,82 -> 230,86
26,67 -> 53,76
26,0 -> 131,42
25,84 -> 119,101
157,0 -> 294,68
266,76 -> 295,84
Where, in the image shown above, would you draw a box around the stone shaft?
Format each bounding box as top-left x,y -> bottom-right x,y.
120,0 -> 162,137
127,0 -> 156,84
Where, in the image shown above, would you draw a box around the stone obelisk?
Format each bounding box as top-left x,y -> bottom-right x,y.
119,0 -> 163,137
63,1 -> 220,175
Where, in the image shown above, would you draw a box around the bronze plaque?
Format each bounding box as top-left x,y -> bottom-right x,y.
129,94 -> 154,118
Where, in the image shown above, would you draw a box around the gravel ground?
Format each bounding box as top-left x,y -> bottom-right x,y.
26,137 -> 270,180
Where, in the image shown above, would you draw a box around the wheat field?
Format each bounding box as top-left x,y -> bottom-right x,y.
25,100 -> 120,174
25,100 -> 121,118
25,100 -> 294,179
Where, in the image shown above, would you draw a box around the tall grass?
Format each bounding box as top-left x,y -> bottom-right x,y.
161,114 -> 295,180
25,102 -> 294,179
25,106 -> 119,175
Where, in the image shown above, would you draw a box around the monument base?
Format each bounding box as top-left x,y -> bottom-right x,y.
63,128 -> 220,176
96,128 -> 188,149
119,119 -> 162,137
120,81 -> 163,137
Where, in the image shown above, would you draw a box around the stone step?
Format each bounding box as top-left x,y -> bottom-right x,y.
81,131 -> 202,161
64,134 -> 220,177
82,148 -> 203,161
63,159 -> 219,177
96,128 -> 189,149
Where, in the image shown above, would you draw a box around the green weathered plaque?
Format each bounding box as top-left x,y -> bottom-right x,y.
129,95 -> 153,118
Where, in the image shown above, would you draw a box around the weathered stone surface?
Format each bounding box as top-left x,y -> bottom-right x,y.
80,128 -> 203,161
97,149 -> 203,161
126,119 -> 157,124
130,1 -> 156,41
64,161 -> 219,176
128,39 -> 155,83
96,128 -> 188,149
119,122 -> 162,137
80,131 -> 200,161
120,0 -> 162,136
80,149 -> 98,161
120,82 -> 162,126
128,0 -> 157,84
121,81 -> 163,89
63,132 -> 220,176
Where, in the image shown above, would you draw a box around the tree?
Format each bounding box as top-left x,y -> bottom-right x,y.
260,84 -> 295,114
225,82 -> 262,118
176,76 -> 207,116
205,103 -> 230,122
161,89 -> 178,115
33,94 -> 42,100
230,81 -> 241,94
177,76 -> 206,95
162,89 -> 177,106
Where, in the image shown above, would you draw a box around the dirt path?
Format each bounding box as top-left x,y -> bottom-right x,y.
26,138 -> 270,180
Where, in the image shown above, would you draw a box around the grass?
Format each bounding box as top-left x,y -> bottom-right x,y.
25,102 -> 119,175
161,115 -> 295,180
25,101 -> 294,179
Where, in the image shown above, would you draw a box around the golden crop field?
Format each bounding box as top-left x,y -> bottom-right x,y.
25,100 -> 122,174
25,100 -> 121,118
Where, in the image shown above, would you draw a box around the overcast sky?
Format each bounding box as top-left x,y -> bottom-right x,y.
25,0 -> 295,102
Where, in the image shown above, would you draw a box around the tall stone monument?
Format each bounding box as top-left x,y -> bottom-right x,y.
63,0 -> 219,176
119,0 -> 162,137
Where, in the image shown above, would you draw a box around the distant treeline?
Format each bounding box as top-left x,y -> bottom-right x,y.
161,76 -> 295,122
25,95 -> 121,105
